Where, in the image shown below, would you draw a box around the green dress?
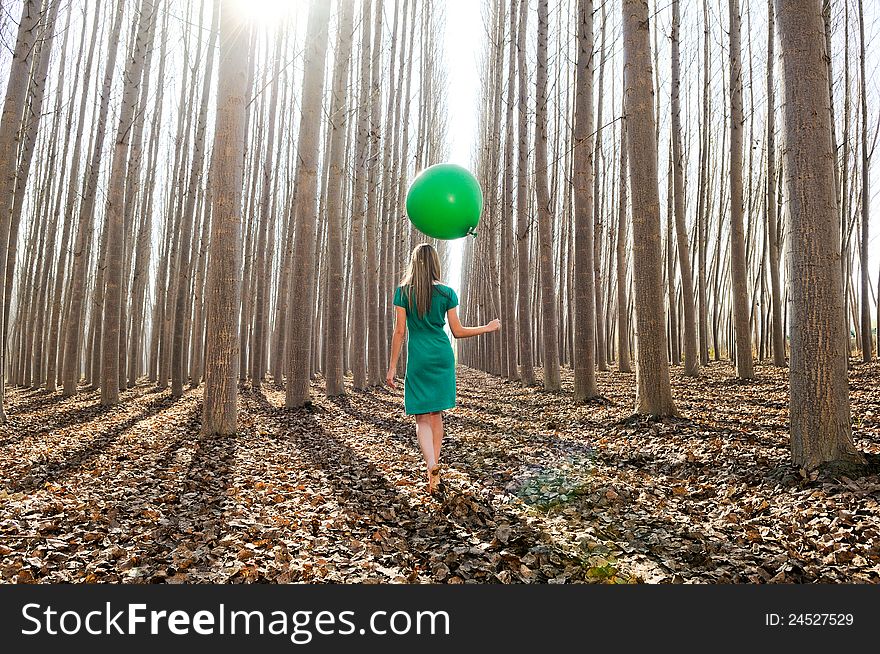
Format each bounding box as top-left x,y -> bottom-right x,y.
393,283 -> 458,415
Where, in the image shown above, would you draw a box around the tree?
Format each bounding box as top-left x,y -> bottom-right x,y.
534,0 -> 561,391
670,0 -> 698,377
573,0 -> 597,401
364,0 -> 384,387
100,0 -> 157,405
728,0 -> 754,379
696,0 -> 711,366
202,0 -> 250,436
0,0 -> 42,421
500,0 -> 519,382
324,0 -> 355,397
172,0 -> 218,397
285,0 -> 332,407
858,0 -> 871,363
348,0 -> 374,391
766,0 -> 785,367
593,4 -> 608,373
774,0 -> 864,471
621,0 -> 677,417
515,0 -> 535,386
617,105 -> 631,373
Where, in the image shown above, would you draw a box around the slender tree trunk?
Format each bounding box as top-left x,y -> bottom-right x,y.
671,0 -> 699,376
573,0 -> 597,401
775,0 -> 864,471
666,149 -> 680,365
533,0 -> 561,391
202,0 -> 249,435
285,0 -> 331,407
697,0 -> 711,365
766,0 -> 785,366
61,0 -> 126,397
622,0 -> 677,417
348,0 -> 373,391
516,0 -> 535,386
593,4 -> 608,372
24,0 -> 67,391
617,103 -> 632,373
324,0 -> 355,397
858,0 -> 871,363
0,0 -> 42,419
501,0 -> 519,382
172,1 -> 218,397
364,0 -> 384,387
101,0 -> 156,405
728,0 -> 754,379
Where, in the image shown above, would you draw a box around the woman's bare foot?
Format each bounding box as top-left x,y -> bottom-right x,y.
428,465 -> 441,494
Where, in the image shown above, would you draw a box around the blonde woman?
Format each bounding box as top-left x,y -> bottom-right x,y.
386,243 -> 501,494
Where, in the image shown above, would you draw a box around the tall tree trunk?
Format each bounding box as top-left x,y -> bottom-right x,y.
0,0 -> 42,420
515,0 -> 535,386
593,4 -> 608,372
696,0 -> 711,365
617,102 -> 632,373
621,0 -> 677,417
324,0 -> 355,397
101,0 -> 156,405
775,0 -> 864,471
501,0 -> 519,382
766,0 -> 785,367
250,32 -> 284,391
364,0 -> 384,387
61,0 -> 126,397
728,0 -> 754,379
858,0 -> 871,363
285,0 -> 331,407
573,0 -> 597,401
665,149 -> 680,365
202,0 -> 249,436
671,0 -> 699,376
348,0 -> 373,391
172,0 -> 218,397
534,0 -> 561,391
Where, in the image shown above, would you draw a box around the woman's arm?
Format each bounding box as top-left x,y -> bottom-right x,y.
386,306 -> 407,387
446,307 -> 501,339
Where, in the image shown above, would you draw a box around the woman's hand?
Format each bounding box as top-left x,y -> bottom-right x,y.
486,319 -> 502,333
385,368 -> 397,389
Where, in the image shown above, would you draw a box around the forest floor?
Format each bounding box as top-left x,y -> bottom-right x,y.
1,361 -> 879,584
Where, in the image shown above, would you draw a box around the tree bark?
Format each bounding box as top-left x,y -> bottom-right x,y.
533,0 -> 561,391
617,100 -> 632,373
671,0 -> 699,377
202,0 -> 249,436
324,0 -> 355,397
775,0 -> 864,471
515,0 -> 535,386
766,0 -> 785,367
621,0 -> 677,417
857,0 -> 871,363
285,0 -> 331,407
728,0 -> 755,379
0,0 -> 42,419
573,0 -> 597,401
101,0 -> 156,405
61,0 -> 126,397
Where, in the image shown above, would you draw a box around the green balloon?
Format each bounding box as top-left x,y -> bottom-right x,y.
405,163 -> 483,240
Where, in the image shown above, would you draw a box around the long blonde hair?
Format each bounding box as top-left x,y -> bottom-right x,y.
400,243 -> 444,318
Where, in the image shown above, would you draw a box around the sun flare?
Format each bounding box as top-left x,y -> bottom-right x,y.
230,0 -> 296,26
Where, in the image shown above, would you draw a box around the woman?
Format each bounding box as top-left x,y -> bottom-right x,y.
386,243 -> 501,494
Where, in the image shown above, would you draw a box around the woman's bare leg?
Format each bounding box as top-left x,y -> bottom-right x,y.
415,414 -> 436,487
430,412 -> 444,463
